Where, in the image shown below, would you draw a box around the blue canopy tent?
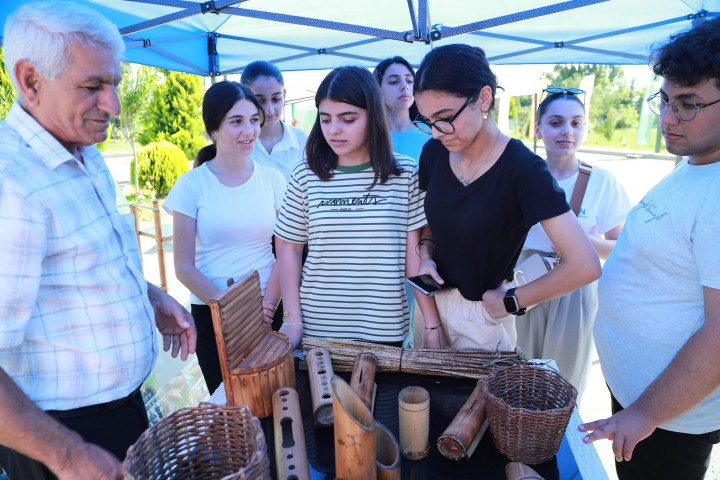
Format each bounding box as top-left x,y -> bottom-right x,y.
0,0 -> 718,75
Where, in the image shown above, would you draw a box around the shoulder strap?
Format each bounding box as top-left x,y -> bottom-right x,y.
569,161 -> 592,216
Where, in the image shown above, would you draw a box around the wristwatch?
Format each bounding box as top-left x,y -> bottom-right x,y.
503,288 -> 526,316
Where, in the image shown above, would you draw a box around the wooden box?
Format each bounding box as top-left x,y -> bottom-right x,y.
209,271 -> 295,418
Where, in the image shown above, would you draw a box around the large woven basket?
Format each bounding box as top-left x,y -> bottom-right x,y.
482,364 -> 577,465
123,403 -> 270,479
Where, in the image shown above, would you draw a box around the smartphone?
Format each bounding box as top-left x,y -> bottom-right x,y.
407,274 -> 458,297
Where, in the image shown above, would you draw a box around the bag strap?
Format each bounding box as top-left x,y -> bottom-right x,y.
569,161 -> 592,216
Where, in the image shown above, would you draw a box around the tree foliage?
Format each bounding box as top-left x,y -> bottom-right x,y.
0,47 -> 17,120
546,65 -> 643,141
118,63 -> 158,187
139,70 -> 206,160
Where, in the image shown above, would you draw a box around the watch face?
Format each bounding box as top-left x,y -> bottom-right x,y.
503,294 -> 518,313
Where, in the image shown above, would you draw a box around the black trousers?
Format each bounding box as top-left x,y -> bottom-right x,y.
0,387 -> 148,480
611,392 -> 720,480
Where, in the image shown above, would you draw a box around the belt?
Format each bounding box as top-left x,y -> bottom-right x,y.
46,387 -> 142,419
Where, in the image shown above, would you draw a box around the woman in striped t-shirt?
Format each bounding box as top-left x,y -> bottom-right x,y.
275,66 -> 426,349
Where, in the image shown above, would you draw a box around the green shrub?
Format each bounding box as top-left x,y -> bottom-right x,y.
131,141 -> 189,197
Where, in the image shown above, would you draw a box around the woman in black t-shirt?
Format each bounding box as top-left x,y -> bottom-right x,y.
409,44 -> 601,350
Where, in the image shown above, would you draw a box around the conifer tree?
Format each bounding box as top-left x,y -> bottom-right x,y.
139,70 -> 206,160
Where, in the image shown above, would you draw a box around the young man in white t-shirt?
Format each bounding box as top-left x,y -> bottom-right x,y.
580,17 -> 720,479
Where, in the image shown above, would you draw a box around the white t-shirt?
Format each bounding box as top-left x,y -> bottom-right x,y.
163,162 -> 287,304
524,164 -> 631,251
594,159 -> 720,434
250,121 -> 308,181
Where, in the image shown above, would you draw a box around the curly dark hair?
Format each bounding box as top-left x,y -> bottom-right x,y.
651,16 -> 720,88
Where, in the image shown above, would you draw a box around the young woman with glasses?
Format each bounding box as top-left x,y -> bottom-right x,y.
516,89 -> 632,396
410,44 -> 601,351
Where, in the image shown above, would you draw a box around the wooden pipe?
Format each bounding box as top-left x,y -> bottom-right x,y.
375,421 -> 400,480
331,375 -> 376,480
505,462 -> 545,480
272,387 -> 310,480
350,352 -> 377,412
437,379 -> 488,460
306,347 -> 335,427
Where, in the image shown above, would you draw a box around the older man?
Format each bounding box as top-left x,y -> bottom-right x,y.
0,2 -> 196,478
580,16 -> 720,480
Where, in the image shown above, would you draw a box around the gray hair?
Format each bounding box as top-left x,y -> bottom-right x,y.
3,1 -> 125,91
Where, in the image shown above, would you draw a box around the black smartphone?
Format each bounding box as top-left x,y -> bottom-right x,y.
407,274 -> 458,297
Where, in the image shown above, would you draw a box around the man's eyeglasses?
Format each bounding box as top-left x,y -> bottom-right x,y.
647,92 -> 720,121
413,93 -> 479,135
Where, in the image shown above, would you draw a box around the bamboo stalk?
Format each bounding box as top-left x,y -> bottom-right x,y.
302,338 -> 525,380
505,462 -> 545,480
375,421 -> 400,480
437,380 -> 488,460
273,387 -> 310,480
331,376 -> 376,480
306,347 -> 335,427
350,353 -> 377,411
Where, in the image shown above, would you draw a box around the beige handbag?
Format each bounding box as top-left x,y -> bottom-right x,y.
510,162 -> 592,300
511,253 -> 559,288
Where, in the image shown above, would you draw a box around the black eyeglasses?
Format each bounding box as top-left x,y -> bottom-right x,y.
647,92 -> 720,121
413,93 -> 479,135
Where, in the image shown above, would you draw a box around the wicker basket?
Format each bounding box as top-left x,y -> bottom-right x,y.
482,364 -> 577,465
123,403 -> 270,479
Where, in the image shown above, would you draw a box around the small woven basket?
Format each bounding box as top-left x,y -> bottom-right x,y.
483,364 -> 577,465
123,403 -> 270,480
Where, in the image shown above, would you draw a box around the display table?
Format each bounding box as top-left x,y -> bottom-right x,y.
209,359 -> 608,480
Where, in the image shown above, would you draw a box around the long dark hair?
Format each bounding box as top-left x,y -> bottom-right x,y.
414,44 -> 498,110
194,81 -> 265,167
374,56 -> 419,122
306,66 -> 400,187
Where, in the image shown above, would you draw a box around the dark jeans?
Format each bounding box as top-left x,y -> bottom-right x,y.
0,387 -> 148,480
611,392 -> 720,480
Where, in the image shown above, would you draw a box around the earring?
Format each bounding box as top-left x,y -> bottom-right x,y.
482,110 -> 489,120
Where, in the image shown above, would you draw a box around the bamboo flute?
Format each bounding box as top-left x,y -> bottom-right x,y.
437,379 -> 488,460
505,462 -> 545,480
306,347 -> 335,427
272,387 -> 310,480
331,375 -> 376,480
375,421 -> 400,480
350,352 -> 377,411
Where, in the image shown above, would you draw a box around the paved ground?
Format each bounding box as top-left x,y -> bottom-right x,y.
109,148 -> 719,479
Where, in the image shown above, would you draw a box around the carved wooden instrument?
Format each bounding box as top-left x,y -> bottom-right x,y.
306,346 -> 335,427
272,387 -> 310,480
